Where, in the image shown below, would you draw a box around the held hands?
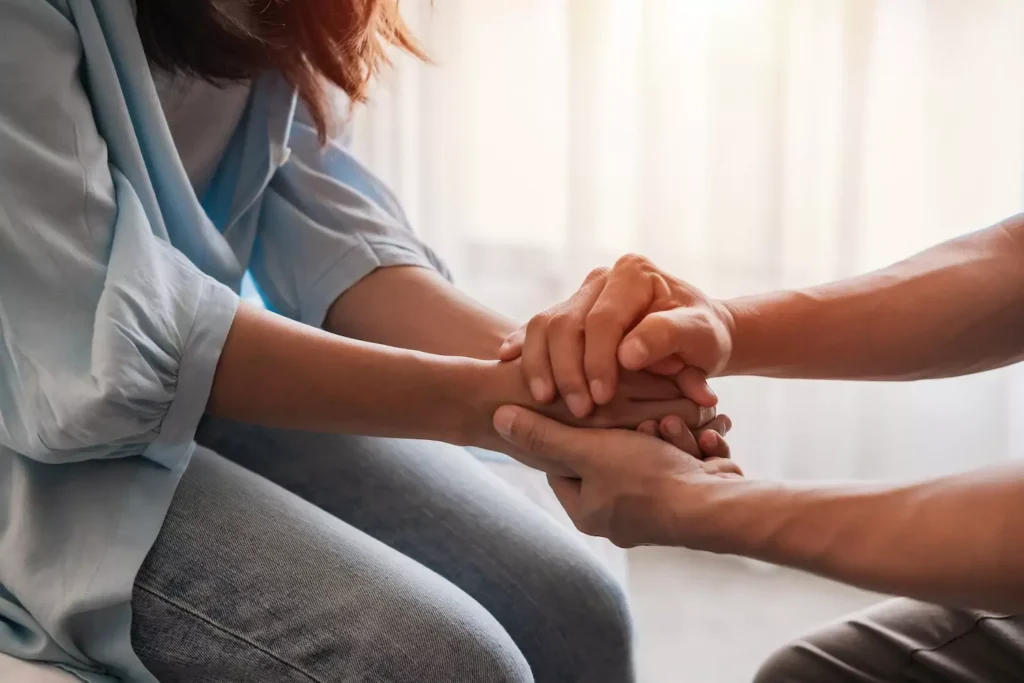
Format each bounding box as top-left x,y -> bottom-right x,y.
492,405 -> 742,548
475,357 -> 728,475
499,254 -> 735,414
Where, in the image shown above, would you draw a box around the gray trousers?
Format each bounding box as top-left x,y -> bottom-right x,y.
755,598 -> 1024,682
128,418 -> 634,683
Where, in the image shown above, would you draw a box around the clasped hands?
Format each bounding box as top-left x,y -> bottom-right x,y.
491,255 -> 745,549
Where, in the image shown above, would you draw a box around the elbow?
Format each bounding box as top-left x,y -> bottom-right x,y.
13,381 -> 166,465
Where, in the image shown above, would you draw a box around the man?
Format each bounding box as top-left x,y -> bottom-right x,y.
492,214 -> 1024,681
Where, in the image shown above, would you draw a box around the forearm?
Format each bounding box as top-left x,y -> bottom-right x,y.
324,266 -> 516,360
693,464 -> 1024,611
208,303 -> 505,445
723,214 -> 1024,380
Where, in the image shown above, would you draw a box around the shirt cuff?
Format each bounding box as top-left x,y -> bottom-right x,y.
144,278 -> 239,471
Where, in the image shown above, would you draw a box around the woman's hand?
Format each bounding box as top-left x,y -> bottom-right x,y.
466,358 -> 728,474
498,255 -> 734,416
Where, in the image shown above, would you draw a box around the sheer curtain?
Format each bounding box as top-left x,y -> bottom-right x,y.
352,0 -> 1024,485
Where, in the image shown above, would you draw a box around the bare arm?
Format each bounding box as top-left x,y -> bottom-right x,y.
324,266 -> 516,360
724,215 -> 1024,380
692,463 -> 1024,611
493,406 -> 1024,611
208,304 -> 712,471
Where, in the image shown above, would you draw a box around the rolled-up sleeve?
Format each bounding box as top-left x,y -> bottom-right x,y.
0,0 -> 238,467
251,102 -> 451,328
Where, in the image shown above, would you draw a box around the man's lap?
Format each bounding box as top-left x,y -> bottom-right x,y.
756,598 -> 1024,683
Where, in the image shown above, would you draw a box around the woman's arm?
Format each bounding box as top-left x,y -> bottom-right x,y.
724,214 -> 1024,380
324,266 -> 516,360
208,304 -> 713,471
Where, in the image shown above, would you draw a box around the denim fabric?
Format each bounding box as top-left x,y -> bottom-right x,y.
755,598 -> 1024,683
129,419 -> 635,682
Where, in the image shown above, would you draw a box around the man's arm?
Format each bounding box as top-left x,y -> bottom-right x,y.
695,463 -> 1024,611
494,405 -> 1024,612
724,214 -> 1024,380
502,214 -> 1024,405
324,266 -> 516,360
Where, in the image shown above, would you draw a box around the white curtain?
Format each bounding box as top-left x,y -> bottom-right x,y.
351,0 -> 1024,482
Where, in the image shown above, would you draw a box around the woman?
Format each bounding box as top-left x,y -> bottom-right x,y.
0,1 -> 723,682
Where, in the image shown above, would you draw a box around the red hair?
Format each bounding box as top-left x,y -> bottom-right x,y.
136,0 -> 425,142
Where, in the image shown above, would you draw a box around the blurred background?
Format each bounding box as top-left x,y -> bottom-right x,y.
347,1 -> 1024,680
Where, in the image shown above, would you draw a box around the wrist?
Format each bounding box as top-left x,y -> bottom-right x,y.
457,358 -> 534,450
718,296 -> 763,377
664,476 -> 775,554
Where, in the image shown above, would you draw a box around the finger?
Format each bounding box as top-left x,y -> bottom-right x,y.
675,366 -> 718,407
637,420 -> 658,437
646,357 -> 687,376
521,315 -> 556,402
549,312 -> 594,418
703,456 -> 743,477
607,398 -> 714,430
698,429 -> 732,461
658,416 -> 700,455
547,474 -> 583,522
494,405 -> 621,471
498,326 -> 526,361
584,261 -> 657,405
618,309 -> 695,371
619,371 -> 681,400
698,414 -> 732,436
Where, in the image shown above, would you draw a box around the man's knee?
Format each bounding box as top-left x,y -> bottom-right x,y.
753,641 -> 824,683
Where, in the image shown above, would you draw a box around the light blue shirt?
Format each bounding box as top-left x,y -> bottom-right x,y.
0,1 -> 448,681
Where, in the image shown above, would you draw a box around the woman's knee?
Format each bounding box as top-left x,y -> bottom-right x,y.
397,605 -> 534,683
509,547 -> 634,681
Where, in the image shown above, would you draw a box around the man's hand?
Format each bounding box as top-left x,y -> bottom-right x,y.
470,358 -> 728,475
498,254 -> 734,417
492,404 -> 742,548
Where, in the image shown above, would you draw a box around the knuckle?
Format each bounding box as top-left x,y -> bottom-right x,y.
526,312 -> 552,333
585,266 -> 610,283
548,311 -> 582,335
614,252 -> 651,272
584,307 -> 619,332
519,425 -> 547,453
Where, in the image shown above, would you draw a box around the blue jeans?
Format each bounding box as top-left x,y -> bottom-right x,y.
129,418 -> 634,682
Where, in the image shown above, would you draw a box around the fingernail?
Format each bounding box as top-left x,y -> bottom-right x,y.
493,406 -> 516,438
530,378 -> 550,402
706,385 -> 718,402
666,419 -> 683,437
620,339 -> 648,367
590,379 -> 609,403
566,393 -> 590,417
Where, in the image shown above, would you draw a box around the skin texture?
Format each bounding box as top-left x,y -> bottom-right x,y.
493,405 -> 1024,612
494,212 -> 1024,611
502,214 -> 1024,398
206,268 -> 722,475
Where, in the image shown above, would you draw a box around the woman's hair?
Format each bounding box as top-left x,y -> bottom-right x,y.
136,0 -> 424,142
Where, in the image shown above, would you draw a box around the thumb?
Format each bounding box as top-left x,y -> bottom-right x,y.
498,326 -> 526,361
618,308 -> 701,371
493,406 -> 599,469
